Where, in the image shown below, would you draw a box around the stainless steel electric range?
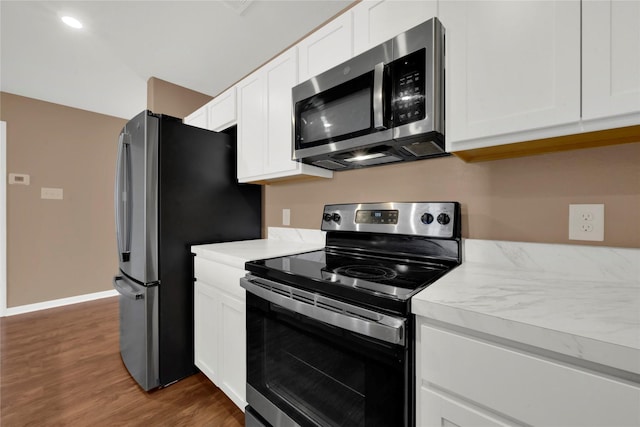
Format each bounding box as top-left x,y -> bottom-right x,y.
241,202 -> 461,427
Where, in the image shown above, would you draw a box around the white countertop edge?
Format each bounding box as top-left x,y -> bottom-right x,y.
191,238 -> 325,270
412,298 -> 640,376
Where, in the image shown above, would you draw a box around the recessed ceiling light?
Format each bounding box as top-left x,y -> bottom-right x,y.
61,16 -> 83,29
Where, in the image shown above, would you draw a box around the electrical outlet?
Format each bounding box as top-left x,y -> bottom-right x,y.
282,209 -> 291,226
569,204 -> 604,241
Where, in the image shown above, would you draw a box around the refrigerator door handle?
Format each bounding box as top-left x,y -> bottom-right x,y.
115,132 -> 132,262
113,276 -> 144,300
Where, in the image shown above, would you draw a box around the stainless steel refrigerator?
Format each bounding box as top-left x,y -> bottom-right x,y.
113,110 -> 261,391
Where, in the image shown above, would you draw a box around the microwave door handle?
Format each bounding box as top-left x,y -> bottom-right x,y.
373,62 -> 386,130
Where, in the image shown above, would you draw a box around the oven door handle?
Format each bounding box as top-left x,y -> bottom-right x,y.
241,275 -> 405,345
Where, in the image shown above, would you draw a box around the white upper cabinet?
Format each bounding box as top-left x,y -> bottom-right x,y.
442,0 -> 582,152
352,0 -> 438,55
183,104 -> 208,129
298,12 -> 354,82
207,86 -> 237,132
237,48 -> 333,183
264,49 -> 301,175
237,69 -> 266,180
582,0 -> 640,130
183,86 -> 237,132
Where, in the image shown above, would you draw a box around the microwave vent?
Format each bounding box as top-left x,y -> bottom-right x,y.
401,141 -> 443,157
313,159 -> 348,170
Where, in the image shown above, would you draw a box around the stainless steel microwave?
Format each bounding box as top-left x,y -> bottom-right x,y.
292,18 -> 446,171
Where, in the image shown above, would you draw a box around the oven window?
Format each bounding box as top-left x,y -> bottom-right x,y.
265,311 -> 365,426
247,294 -> 408,427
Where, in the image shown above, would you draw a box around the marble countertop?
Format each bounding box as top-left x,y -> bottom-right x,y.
191,227 -> 325,270
412,239 -> 640,376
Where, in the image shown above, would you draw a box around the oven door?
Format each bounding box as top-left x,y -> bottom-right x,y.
242,276 -> 412,427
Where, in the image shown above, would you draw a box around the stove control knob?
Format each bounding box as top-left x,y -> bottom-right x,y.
421,213 -> 434,224
332,213 -> 341,223
437,213 -> 451,225
323,213 -> 332,222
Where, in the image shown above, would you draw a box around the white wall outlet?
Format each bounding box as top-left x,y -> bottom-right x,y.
282,208 -> 291,226
569,204 -> 604,241
41,187 -> 63,200
9,173 -> 30,185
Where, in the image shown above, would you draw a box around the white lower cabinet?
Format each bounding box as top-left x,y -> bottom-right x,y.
416,318 -> 640,427
193,257 -> 246,410
421,387 -> 511,427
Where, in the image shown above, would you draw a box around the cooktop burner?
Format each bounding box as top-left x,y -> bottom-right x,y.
334,265 -> 398,281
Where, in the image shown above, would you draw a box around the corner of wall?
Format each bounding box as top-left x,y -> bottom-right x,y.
146,77 -> 212,119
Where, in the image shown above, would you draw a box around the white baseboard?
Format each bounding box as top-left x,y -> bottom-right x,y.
3,289 -> 118,317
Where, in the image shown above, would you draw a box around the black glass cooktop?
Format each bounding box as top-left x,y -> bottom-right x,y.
245,248 -> 453,314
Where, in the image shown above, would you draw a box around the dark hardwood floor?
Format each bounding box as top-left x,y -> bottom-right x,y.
0,297 -> 244,426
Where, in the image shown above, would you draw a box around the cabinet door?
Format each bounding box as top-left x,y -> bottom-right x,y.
183,105 -> 208,129
236,51 -> 333,183
265,48 -> 299,175
208,86 -> 237,131
298,13 -> 353,82
193,281 -> 219,383
421,387 -> 512,427
582,0 -> 640,128
237,70 -> 266,180
352,0 -> 438,55
441,0 -> 581,151
218,289 -> 247,409
419,322 -> 640,426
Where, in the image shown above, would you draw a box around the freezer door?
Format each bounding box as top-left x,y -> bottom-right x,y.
114,275 -> 159,391
115,111 -> 159,284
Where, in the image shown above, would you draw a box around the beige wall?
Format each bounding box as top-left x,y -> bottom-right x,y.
2,85 -> 638,308
0,92 -> 127,307
0,79 -> 213,308
265,142 -> 640,248
147,77 -> 212,119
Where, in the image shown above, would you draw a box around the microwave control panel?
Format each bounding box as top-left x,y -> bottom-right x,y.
390,48 -> 426,127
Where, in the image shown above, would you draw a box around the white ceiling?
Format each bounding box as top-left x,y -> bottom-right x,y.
0,0 -> 353,119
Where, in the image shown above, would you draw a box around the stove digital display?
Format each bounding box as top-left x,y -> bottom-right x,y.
355,209 -> 398,224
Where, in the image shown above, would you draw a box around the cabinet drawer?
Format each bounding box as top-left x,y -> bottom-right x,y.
193,257 -> 246,300
420,324 -> 640,427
